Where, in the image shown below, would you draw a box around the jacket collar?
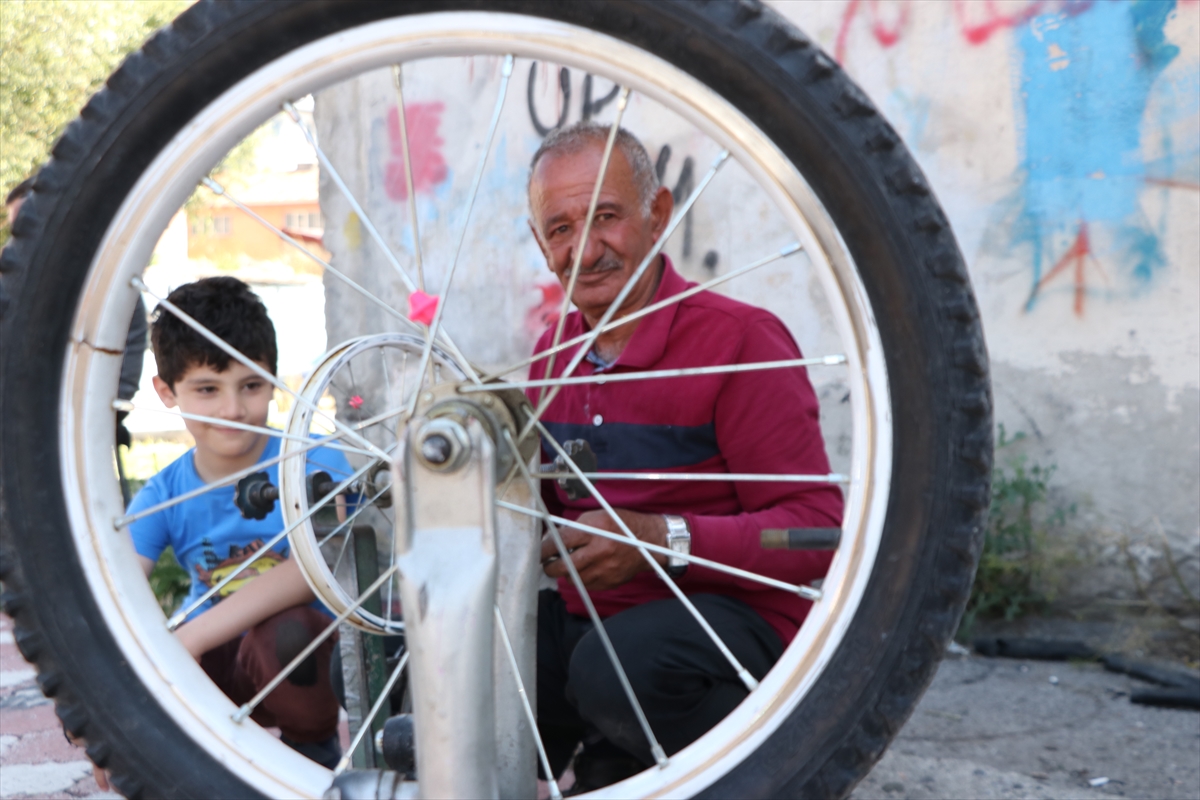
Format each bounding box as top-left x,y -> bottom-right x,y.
607,254 -> 690,370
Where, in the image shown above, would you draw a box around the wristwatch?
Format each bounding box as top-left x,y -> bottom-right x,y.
663,514 -> 691,577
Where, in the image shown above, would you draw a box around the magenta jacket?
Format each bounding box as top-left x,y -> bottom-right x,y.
530,257 -> 844,645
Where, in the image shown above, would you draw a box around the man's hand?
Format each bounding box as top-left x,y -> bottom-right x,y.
540,509 -> 669,592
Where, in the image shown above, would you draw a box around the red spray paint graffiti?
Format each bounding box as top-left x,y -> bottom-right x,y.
526,281 -> 564,337
954,0 -> 1048,46
1025,221 -> 1108,317
835,0 -> 911,63
385,102 -> 448,202
834,0 -> 1099,62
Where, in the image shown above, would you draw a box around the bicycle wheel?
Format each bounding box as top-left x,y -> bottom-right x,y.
0,2 -> 992,798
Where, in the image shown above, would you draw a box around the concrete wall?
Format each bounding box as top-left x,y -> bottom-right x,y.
312,55 -> 854,469
314,1 -> 1199,608
774,0 -> 1199,609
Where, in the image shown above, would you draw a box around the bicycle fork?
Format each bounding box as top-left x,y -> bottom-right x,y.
329,399 -> 538,800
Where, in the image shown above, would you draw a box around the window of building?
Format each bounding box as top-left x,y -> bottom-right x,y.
189,215 -> 231,237
285,211 -> 323,230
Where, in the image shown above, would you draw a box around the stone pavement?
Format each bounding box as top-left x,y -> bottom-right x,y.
3,608 -> 1198,799
0,615 -> 118,800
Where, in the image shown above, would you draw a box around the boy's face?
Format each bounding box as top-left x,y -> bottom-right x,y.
153,361 -> 273,462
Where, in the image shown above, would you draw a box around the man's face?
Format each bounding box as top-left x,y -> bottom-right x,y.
529,143 -> 673,322
153,360 -> 273,462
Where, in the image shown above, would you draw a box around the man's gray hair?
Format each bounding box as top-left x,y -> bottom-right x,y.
528,122 -> 659,220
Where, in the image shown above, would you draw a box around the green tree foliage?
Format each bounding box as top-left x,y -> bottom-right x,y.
1,0 -> 192,236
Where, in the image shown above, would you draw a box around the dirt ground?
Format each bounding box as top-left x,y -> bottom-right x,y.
852,650 -> 1200,800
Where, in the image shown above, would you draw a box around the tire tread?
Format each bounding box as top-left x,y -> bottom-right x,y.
1,3 -> 991,798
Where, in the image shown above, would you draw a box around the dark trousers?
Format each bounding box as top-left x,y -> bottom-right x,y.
536,590 -> 784,775
200,606 -> 340,744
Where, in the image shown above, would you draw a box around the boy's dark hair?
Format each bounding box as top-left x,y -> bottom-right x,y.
151,277 -> 278,388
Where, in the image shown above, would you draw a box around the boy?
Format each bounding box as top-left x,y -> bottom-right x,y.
126,276 -> 349,768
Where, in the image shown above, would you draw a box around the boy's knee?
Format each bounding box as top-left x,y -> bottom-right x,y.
243,607 -> 331,687
274,616 -> 319,686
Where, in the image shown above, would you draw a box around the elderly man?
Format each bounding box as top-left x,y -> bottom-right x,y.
526,123 -> 844,790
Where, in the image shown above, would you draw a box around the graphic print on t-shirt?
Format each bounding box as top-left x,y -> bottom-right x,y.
193,536 -> 285,601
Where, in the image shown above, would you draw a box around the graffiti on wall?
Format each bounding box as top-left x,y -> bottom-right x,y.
526,63 -> 621,136
385,102 -> 448,202
834,0 -> 1077,61
835,0 -> 1198,317
1016,0 -> 1183,314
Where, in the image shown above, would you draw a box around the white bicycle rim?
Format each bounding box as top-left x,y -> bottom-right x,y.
59,12 -> 892,798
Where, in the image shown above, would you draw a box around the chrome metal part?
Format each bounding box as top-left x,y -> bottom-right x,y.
415,418 -> 470,472
366,463 -> 394,509
491,459 -> 539,800
396,416 -> 500,799
324,769 -> 416,800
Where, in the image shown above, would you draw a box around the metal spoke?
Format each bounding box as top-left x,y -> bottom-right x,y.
110,399 -> 375,457
199,177 -> 478,381
115,428 -> 371,528
280,105 -> 486,384
391,65 -> 425,292
329,495 -> 396,581
132,277 -> 389,462
537,88 -> 631,407
381,510 -> 400,628
494,605 -> 563,800
501,430 -> 668,769
535,420 -> 759,692
535,471 -> 849,484
484,243 -> 803,382
283,102 -> 419,296
496,501 -> 822,601
333,649 -> 409,775
362,347 -> 404,623
379,346 -> 399,620
379,347 -> 398,438
466,354 -> 846,392
532,148 -> 727,421
232,563 -> 400,723
405,54 -> 515,414
166,457 -> 381,630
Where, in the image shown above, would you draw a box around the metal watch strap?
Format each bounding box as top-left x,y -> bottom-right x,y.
663,514 -> 690,577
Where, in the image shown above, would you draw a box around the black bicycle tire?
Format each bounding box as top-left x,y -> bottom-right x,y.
0,2 -> 992,798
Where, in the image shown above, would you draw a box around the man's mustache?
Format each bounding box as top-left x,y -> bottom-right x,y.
577,257 -> 622,276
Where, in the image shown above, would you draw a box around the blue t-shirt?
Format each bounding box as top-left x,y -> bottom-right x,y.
128,435 -> 354,619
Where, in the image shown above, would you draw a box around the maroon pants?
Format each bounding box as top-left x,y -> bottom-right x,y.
200,606 -> 340,744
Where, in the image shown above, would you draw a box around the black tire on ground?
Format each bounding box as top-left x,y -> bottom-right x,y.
0,2 -> 992,798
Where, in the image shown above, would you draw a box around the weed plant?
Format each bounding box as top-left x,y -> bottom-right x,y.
959,426 -> 1074,639
148,547 -> 190,616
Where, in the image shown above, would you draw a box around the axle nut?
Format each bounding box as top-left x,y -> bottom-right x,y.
416,418 -> 470,471
421,434 -> 453,464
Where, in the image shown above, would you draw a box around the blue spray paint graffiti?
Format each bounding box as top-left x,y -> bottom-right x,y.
1015,0 -> 1180,314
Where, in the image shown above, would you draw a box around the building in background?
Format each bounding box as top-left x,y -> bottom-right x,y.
187,165 -> 328,273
